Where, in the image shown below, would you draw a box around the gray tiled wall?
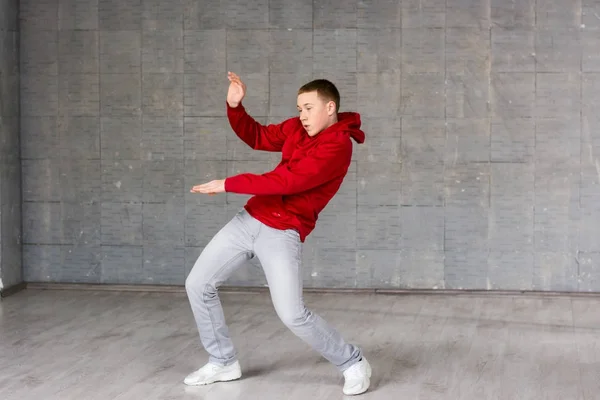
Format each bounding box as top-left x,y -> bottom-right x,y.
19,0 -> 600,291
0,0 -> 21,293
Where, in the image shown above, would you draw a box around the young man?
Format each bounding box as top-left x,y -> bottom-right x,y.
185,72 -> 371,395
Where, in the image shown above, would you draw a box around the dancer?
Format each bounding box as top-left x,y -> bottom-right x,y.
186,72 -> 370,395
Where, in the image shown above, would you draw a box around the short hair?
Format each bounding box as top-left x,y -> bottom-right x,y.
298,79 -> 340,112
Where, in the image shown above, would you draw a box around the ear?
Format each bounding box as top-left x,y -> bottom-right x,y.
326,100 -> 336,116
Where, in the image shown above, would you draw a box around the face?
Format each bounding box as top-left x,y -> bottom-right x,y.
297,91 -> 337,136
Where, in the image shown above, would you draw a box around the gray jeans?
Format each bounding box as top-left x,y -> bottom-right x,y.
185,209 -> 362,372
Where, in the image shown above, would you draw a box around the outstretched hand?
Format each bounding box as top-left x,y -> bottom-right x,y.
190,179 -> 226,195
227,71 -> 246,108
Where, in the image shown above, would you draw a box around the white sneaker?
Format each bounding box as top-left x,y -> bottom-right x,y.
183,361 -> 242,386
342,357 -> 372,395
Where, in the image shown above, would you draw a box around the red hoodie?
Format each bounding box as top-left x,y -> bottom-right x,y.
224,102 -> 365,242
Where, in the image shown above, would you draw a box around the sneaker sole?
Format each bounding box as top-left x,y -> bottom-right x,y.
184,369 -> 242,386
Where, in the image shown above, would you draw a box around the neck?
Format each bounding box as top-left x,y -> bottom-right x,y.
326,114 -> 338,129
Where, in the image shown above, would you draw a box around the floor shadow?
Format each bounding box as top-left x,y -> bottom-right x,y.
235,342 -> 419,394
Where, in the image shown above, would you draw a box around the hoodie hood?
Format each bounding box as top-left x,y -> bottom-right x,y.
332,112 -> 365,144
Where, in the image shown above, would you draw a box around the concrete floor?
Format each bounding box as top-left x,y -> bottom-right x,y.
1,288 -> 599,400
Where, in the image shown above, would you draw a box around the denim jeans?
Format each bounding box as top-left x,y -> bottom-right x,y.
185,209 -> 362,372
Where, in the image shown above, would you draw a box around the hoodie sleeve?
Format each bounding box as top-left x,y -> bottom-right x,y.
224,138 -> 352,196
227,101 -> 290,152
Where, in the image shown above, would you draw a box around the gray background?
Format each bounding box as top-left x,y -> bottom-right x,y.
0,0 -> 21,292
9,0 -> 600,291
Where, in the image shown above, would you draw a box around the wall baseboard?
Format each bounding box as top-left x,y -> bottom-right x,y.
22,282 -> 600,298
0,282 -> 26,298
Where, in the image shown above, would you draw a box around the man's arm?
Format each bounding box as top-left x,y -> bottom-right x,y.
226,71 -> 290,152
227,102 -> 290,152
224,138 -> 352,196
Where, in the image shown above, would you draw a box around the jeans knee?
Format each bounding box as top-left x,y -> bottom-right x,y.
185,274 -> 214,298
185,273 -> 196,292
278,307 -> 310,328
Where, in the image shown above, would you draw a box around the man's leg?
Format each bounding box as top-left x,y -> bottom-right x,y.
253,223 -> 369,389
184,210 -> 254,385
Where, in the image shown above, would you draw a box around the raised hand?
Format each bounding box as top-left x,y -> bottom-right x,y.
227,71 -> 246,108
